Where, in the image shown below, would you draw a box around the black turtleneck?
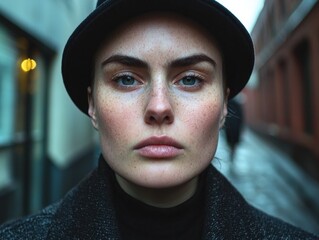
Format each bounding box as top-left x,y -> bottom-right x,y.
113,171 -> 207,240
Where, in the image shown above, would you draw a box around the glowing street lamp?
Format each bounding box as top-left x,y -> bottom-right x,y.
21,58 -> 37,72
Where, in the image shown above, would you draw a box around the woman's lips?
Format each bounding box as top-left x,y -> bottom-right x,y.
134,136 -> 183,159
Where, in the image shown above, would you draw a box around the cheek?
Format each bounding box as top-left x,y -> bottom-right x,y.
94,93 -> 140,148
182,96 -> 224,147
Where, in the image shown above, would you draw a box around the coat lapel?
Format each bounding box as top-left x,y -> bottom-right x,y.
202,165 -> 253,239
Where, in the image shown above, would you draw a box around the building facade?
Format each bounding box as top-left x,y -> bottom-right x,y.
244,0 -> 319,176
0,1 -> 97,223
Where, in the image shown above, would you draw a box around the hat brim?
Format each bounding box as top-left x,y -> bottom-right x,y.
62,0 -> 254,115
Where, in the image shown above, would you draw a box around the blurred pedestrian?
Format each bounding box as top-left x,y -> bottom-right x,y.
225,98 -> 244,162
0,0 -> 317,239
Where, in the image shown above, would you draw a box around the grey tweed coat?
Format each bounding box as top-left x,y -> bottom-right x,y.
0,156 -> 317,239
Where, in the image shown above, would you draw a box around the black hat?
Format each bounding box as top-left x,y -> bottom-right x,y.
62,0 -> 254,115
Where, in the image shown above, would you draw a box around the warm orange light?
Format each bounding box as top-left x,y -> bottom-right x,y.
21,58 -> 37,72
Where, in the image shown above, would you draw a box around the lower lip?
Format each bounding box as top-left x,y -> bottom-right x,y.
136,145 -> 183,159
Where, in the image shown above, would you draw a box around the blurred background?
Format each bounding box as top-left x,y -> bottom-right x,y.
0,0 -> 318,235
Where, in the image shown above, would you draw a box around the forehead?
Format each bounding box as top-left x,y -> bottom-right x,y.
95,12 -> 222,63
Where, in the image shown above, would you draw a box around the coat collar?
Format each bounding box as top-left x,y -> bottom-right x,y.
46,155 -> 249,239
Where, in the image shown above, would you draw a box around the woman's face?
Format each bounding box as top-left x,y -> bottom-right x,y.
88,13 -> 228,192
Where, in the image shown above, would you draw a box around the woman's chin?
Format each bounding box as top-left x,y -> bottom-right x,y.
123,169 -> 197,189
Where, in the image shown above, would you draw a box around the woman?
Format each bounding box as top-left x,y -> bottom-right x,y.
0,0 -> 317,239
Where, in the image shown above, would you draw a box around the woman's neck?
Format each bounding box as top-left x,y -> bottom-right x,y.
115,174 -> 199,208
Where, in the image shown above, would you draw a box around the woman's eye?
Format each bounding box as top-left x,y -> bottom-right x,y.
114,75 -> 140,86
177,75 -> 203,87
181,76 -> 197,85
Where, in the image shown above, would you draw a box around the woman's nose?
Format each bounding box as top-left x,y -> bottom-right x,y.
144,85 -> 174,125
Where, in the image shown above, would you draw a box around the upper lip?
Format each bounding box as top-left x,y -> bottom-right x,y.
134,136 -> 183,149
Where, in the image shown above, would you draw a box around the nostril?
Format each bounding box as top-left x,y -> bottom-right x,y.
145,110 -> 174,125
149,115 -> 157,123
163,115 -> 173,124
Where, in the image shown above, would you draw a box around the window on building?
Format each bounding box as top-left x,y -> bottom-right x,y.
267,69 -> 276,124
259,68 -> 270,124
294,40 -> 313,135
279,59 -> 291,129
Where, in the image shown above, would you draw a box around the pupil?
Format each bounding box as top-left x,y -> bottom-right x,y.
122,76 -> 134,85
183,76 -> 195,85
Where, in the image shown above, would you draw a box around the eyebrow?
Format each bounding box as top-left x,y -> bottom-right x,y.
101,53 -> 216,69
101,55 -> 148,68
169,54 -> 216,68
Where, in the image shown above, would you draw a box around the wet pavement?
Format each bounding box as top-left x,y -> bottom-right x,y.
214,127 -> 319,235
